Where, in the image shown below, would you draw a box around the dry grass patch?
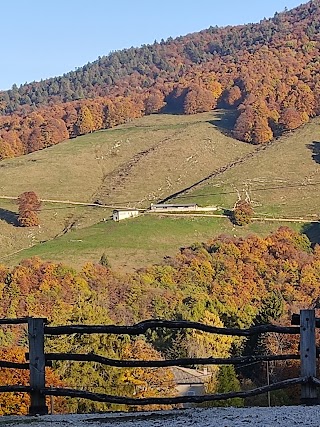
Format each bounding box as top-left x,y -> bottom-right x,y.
173,116 -> 320,219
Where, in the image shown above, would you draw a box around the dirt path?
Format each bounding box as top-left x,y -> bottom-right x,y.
158,138 -> 280,204
147,212 -> 318,224
0,195 -> 132,210
91,128 -> 186,203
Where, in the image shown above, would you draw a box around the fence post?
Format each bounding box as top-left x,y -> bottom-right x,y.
28,318 -> 48,415
300,309 -> 318,405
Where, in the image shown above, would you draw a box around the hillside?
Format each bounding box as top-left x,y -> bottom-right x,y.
0,1 -> 318,112
0,110 -> 319,270
1,1 -> 320,161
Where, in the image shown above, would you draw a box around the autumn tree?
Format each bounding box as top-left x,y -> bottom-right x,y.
252,115 -> 273,144
0,138 -> 15,160
85,101 -> 104,131
223,85 -> 243,108
234,105 -> 273,144
40,117 -> 69,148
183,84 -> 217,114
104,97 -> 142,128
279,108 -> 306,131
75,105 -> 95,135
17,191 -> 41,227
0,346 -> 66,415
144,90 -> 165,115
232,199 -> 254,226
119,339 -> 176,411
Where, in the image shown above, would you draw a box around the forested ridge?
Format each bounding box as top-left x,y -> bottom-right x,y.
1,1 -> 320,159
0,227 -> 319,413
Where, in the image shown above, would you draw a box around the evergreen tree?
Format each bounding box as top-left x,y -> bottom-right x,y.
99,252 -> 110,268
206,365 -> 243,407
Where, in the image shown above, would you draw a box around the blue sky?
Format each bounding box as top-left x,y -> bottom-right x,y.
1,0 -> 303,90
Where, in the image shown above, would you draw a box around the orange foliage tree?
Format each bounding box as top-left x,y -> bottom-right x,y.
119,339 -> 176,411
17,191 -> 41,227
232,199 -> 254,226
183,84 -> 217,114
279,108 -> 306,131
0,346 -> 67,415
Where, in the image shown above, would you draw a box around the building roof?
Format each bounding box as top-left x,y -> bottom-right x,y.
113,209 -> 140,213
171,366 -> 211,385
151,204 -> 198,208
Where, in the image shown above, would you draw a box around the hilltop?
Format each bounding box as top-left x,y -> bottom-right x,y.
1,1 -> 320,161
0,1 -> 318,112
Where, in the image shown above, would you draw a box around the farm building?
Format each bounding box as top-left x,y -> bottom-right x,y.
171,366 -> 211,407
150,203 -> 198,212
112,209 -> 140,221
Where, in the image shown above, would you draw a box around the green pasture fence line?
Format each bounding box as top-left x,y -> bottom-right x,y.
0,309 -> 319,415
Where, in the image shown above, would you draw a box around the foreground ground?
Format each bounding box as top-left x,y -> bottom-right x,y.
2,407 -> 320,427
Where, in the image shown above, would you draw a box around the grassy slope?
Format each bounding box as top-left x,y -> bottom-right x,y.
171,118 -> 320,218
0,110 -> 319,270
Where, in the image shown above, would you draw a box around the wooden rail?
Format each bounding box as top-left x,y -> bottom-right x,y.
42,377 -> 311,406
44,319 -> 300,336
45,352 -> 300,368
0,309 -> 319,415
0,317 -> 29,325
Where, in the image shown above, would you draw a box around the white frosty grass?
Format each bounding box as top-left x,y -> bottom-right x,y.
2,406 -> 320,427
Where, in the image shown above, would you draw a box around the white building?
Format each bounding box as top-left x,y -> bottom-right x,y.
112,209 -> 140,222
150,203 -> 198,212
171,366 -> 212,408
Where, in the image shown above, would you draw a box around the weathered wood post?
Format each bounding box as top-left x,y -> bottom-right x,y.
28,318 -> 48,415
300,309 -> 318,405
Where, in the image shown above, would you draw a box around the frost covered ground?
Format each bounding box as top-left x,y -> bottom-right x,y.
2,406 -> 320,427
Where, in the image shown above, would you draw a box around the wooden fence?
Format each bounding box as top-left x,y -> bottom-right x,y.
0,309 -> 319,415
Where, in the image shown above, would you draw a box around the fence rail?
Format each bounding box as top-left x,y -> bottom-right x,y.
44,352 -> 301,368
0,317 -> 29,325
44,319 -> 301,336
42,376 -> 312,406
0,309 -> 319,415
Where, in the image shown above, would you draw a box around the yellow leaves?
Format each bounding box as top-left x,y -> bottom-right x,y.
75,105 -> 95,135
0,139 -> 15,160
119,370 -> 146,386
118,339 -> 176,404
191,310 -> 233,359
104,97 -> 143,128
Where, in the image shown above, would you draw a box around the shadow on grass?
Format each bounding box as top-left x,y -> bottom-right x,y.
301,222 -> 320,246
206,109 -> 238,133
0,208 -> 19,226
306,141 -> 320,164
